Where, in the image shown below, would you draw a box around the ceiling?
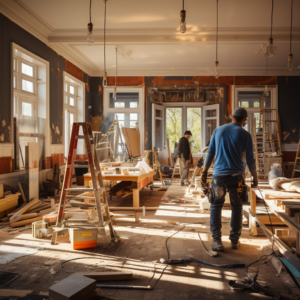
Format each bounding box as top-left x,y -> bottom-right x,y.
1,0 -> 300,76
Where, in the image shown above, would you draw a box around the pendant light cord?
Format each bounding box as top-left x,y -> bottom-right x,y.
104,1 -> 107,73
115,47 -> 117,87
216,0 -> 218,61
270,0 -> 274,39
89,0 -> 92,23
183,0 -> 184,10
290,0 -> 293,53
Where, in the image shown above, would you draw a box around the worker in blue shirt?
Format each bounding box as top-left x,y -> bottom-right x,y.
201,107 -> 258,251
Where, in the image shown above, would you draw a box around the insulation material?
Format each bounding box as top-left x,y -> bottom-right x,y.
121,127 -> 140,158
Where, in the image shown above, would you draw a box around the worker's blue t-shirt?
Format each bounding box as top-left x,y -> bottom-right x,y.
204,123 -> 256,176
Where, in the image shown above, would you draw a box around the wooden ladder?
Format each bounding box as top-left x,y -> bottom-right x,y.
292,140 -> 300,178
51,122 -> 118,245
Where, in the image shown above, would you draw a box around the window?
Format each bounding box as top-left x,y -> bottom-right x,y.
64,73 -> 85,157
153,103 -> 219,154
241,102 -> 249,108
21,63 -> 33,77
22,102 -> 32,116
22,79 -> 34,93
104,88 -> 144,155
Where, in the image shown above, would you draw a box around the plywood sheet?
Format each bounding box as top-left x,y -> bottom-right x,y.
122,127 -> 140,157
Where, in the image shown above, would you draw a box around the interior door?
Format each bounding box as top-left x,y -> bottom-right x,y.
152,104 -> 165,151
202,104 -> 220,149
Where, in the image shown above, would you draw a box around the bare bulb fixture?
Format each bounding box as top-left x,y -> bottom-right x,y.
215,61 -> 219,79
264,85 -> 269,97
87,23 -> 94,44
288,53 -> 293,71
267,38 -> 275,57
103,72 -> 108,87
87,0 -> 94,44
180,0 -> 186,33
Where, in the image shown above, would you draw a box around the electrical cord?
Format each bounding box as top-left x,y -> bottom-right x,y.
216,0 -> 218,62
290,0 -> 293,53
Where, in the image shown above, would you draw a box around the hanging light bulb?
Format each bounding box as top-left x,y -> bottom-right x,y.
87,0 -> 94,44
267,38 -> 275,57
215,61 -> 219,79
214,0 -> 219,79
180,0 -> 186,34
87,23 -> 94,44
264,85 -> 269,97
103,0 -> 108,87
288,0 -> 294,71
288,53 -> 293,71
103,72 -> 108,87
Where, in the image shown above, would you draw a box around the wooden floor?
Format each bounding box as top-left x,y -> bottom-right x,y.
0,182 -> 297,299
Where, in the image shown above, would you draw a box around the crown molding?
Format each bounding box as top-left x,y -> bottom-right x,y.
88,67 -> 300,77
48,27 -> 300,44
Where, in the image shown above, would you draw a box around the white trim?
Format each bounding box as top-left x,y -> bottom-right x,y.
202,104 -> 220,150
0,144 -> 14,159
282,144 -> 299,152
63,71 -> 85,157
103,86 -> 145,154
11,43 -> 51,158
152,104 -> 165,150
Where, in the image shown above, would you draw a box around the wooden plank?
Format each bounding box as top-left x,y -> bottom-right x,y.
295,213 -> 300,224
18,182 -> 27,203
0,290 -> 33,297
9,199 -> 41,223
265,192 -> 300,200
285,205 -> 300,217
10,216 -> 44,228
121,127 -> 140,158
77,271 -> 132,281
256,215 -> 285,225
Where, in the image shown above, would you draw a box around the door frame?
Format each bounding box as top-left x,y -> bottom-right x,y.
152,104 -> 165,151
202,104 -> 220,149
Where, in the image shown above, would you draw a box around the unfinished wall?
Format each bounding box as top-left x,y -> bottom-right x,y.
0,13 -> 92,173
278,76 -> 300,145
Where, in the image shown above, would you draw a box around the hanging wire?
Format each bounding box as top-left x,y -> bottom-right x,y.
104,0 -> 107,73
290,0 -> 293,53
115,47 -> 117,87
89,0 -> 92,23
183,0 -> 184,10
216,0 -> 219,61
270,0 -> 274,39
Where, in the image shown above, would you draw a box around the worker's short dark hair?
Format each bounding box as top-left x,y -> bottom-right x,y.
184,130 -> 192,136
233,116 -> 244,122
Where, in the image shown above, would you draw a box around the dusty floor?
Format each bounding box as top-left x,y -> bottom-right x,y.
0,182 -> 298,299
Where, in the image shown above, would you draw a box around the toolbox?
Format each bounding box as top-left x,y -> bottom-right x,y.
69,228 -> 98,250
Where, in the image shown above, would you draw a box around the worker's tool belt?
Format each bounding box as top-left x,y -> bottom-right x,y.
209,174 -> 248,204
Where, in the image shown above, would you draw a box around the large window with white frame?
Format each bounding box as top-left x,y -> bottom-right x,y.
103,87 -> 145,154
63,72 -> 85,158
12,43 -> 50,171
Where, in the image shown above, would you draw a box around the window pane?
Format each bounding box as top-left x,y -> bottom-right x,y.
205,109 -> 216,117
115,102 -> 125,108
205,119 -> 217,146
130,121 -> 138,127
22,102 -> 32,116
70,113 -> 74,125
254,101 -> 260,108
187,108 -> 201,153
65,83 -> 68,92
155,109 -> 162,118
166,108 -> 182,154
65,95 -> 68,104
116,114 -> 124,121
130,102 -> 138,108
21,63 -> 33,77
70,85 -> 75,94
155,119 -> 163,150
109,92 -> 139,108
241,102 -> 249,108
22,79 -> 34,93
13,76 -> 16,88
13,59 -> 16,71
130,113 -> 138,120
70,97 -> 75,106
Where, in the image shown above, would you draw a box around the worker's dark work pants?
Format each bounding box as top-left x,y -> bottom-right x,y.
180,154 -> 189,184
209,175 -> 247,243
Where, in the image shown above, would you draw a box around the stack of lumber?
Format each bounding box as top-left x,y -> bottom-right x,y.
7,199 -> 57,228
264,190 -> 300,218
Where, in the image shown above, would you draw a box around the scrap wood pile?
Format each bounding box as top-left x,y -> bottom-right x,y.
2,198 -> 57,228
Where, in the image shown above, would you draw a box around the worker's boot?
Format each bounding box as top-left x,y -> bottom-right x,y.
231,240 -> 240,250
212,239 -> 224,251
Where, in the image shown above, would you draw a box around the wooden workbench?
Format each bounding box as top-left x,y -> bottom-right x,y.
83,170 -> 156,222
